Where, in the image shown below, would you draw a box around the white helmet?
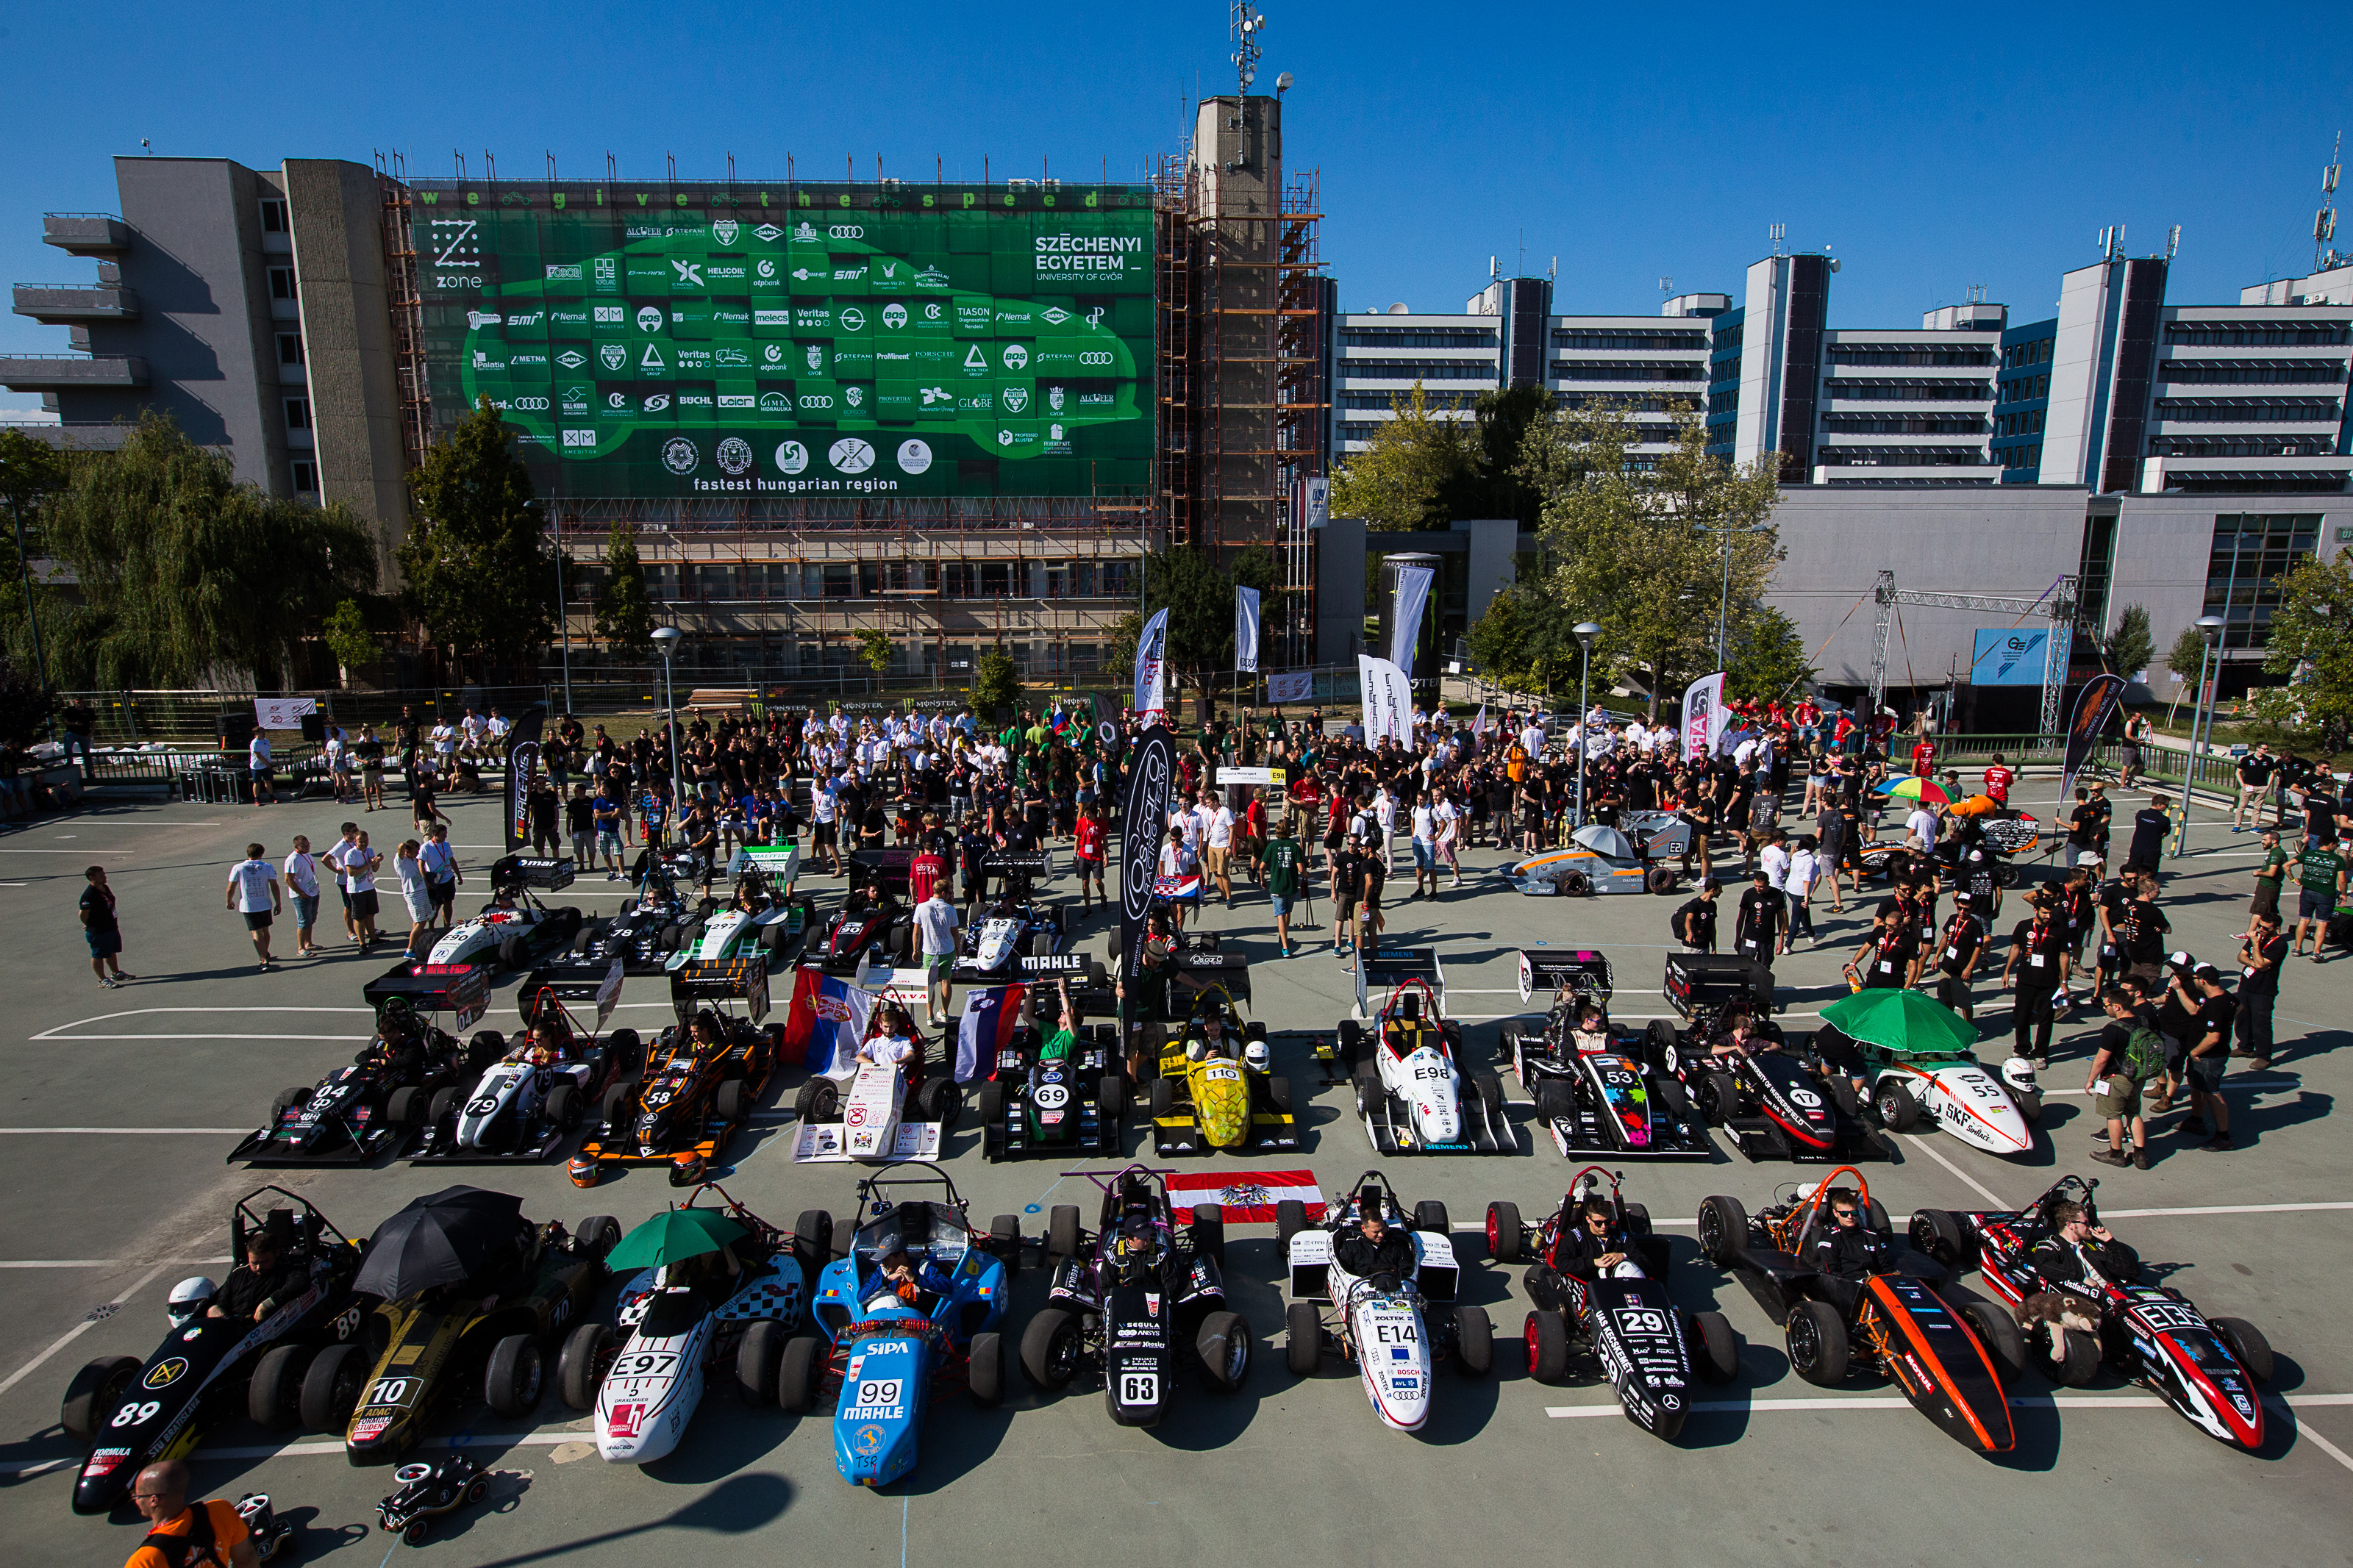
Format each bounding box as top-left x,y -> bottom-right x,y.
1185,1035 -> 1207,1062
167,1275 -> 219,1325
2000,1056 -> 2039,1095
1243,1039 -> 1271,1074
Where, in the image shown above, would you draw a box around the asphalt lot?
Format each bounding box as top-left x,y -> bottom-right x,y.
4,781 -> 2351,1566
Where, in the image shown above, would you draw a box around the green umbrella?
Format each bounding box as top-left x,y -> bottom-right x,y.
606,1207 -> 749,1272
1820,988 -> 1980,1056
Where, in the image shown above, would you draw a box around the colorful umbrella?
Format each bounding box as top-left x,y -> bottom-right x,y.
1820,987 -> 1980,1056
1875,776 -> 1952,806
606,1207 -> 749,1272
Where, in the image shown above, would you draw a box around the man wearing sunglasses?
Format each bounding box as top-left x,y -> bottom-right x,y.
126,1459 -> 259,1568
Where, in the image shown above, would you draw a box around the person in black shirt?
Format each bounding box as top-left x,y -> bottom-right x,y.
2000,896 -> 2068,1066
2235,912 -> 2285,1070
2299,764 -> 2342,846
2026,1200 -> 2138,1286
1334,1211 -> 1417,1283
1673,881 -> 1720,952
2234,744 -> 2279,833
1935,894 -> 1989,1020
211,1225 -> 305,1324
2179,964 -> 2238,1151
2124,795 -> 2171,876
1735,871 -> 1784,969
1851,906 -> 1918,990
1810,1189 -> 1890,1284
682,803 -> 721,892
1553,1200 -> 1649,1281
2115,877 -> 2170,985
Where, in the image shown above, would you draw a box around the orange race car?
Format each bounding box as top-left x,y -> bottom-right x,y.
568,956 -> 782,1188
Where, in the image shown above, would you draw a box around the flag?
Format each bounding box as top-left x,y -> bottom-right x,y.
954,983 -> 1027,1084
1473,704 -> 1488,739
1357,655 -> 1412,743
1265,670 -> 1314,705
782,965 -> 875,1080
1134,608 -> 1170,719
503,704 -> 547,854
1163,1170 -> 1327,1225
2060,673 -> 2127,803
1390,565 -> 1435,676
1235,585 -> 1261,675
1118,723 -> 1176,984
1680,673 -> 1725,762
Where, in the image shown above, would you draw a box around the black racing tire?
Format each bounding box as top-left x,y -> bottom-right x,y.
1655,1073 -> 1694,1120
298,1341 -> 363,1433
571,922 -> 599,955
1195,1310 -> 1252,1393
61,1354 -> 140,1445
484,1334 -> 544,1417
1527,1309 -> 1572,1385
735,1320 -> 785,1408
608,1028 -> 643,1077
1691,1311 -> 1741,1386
1353,1056 -> 1378,1114
990,1214 -> 1021,1275
915,1076 -> 962,1130
1474,1071 -> 1505,1120
2015,1089 -> 2043,1124
1874,1080 -> 1923,1133
794,1076 -> 839,1124
1191,1204 -> 1226,1270
715,1077 -> 750,1124
1644,1017 -> 1679,1073
1824,1074 -> 1863,1121
1021,1308 -> 1082,1390
468,1031 -> 507,1073
497,933 -> 525,972
1787,1300 -> 1850,1386
544,1082 -> 580,1132
560,1322 -> 612,1411
1950,1288 -> 2027,1384
1696,1195 -> 1749,1267
1149,1078 -> 1174,1120
1286,1301 -> 1322,1375
1486,1201 -> 1524,1263
599,1081 -> 638,1134
1268,1075 -> 1292,1113
429,1086 -> 460,1128
385,1086 -> 425,1129
663,923 -> 688,953
792,1209 -> 833,1275
1337,1017 -> 1363,1070
1026,929 -> 1051,959
775,1333 -> 821,1413
968,1331 -> 1007,1408
763,920 -> 790,958
975,1082 -> 1005,1136
1277,1198 -> 1307,1253
1910,1208 -> 1970,1268
2214,1317 -> 2275,1384
575,1216 -> 621,1264
1703,1071 -> 1742,1123
1413,1200 -> 1450,1236
1048,1204 -> 1082,1261
1455,1305 -> 1493,1376
1646,865 -> 1678,895
1535,1079 -> 1574,1124
2049,1325 -> 2103,1389
272,1084 -> 310,1117
247,1344 -> 307,1431
1624,1202 -> 1653,1238
1098,1073 -> 1127,1119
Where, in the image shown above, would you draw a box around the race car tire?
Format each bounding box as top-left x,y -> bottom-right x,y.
715,1077 -> 750,1125
498,934 -> 526,972
1524,1265 -> 1565,1313
1786,1300 -> 1850,1386
2014,1089 -> 2043,1123
1910,1208 -> 1970,1268
600,1081 -> 639,1134
1692,1311 -> 1741,1385
484,1335 -> 544,1417
1048,1205 -> 1082,1261
1268,1075 -> 1291,1113
468,1031 -> 506,1074
426,1086 -> 460,1130
1624,1202 -> 1653,1237
990,1214 -> 1021,1275
1696,1195 -> 1749,1267
385,1086 -> 425,1129
1474,1071 -> 1506,1121
571,922 -> 600,954
1486,1201 -> 1524,1263
1535,1079 -> 1575,1125
1149,1078 -> 1174,1120
1277,1199 -> 1309,1253
1873,1081 -> 1923,1133
2046,1325 -> 2102,1388
794,1077 -> 839,1125
544,1083 -> 580,1132
247,1345 -> 308,1431
1526,1310 -> 1572,1384
1352,1056 -> 1377,1114
914,1076 -> 961,1130
609,1028 -> 643,1077
1191,1205 -> 1226,1269
792,1210 -> 834,1272
1645,866 -> 1677,895
1286,1302 -> 1322,1375
1644,1018 -> 1680,1073
299,1342 -> 365,1432
663,923 -> 688,953
560,1322 -> 613,1411
1413,1200 -> 1449,1236
1655,1073 -> 1695,1121
1337,1018 -> 1362,1070
734,1320 -> 783,1408
1949,1289 -> 2027,1384
2214,1317 -> 2275,1384
1027,930 -> 1051,959
575,1215 -> 621,1260
976,1082 -> 1005,1134
1021,1309 -> 1082,1390
888,923 -> 913,961
1106,934 -> 1121,967
775,1333 -> 821,1412
1825,1074 -> 1863,1120
968,1331 -> 1007,1408
762,920 -> 790,959
1455,1306 -> 1493,1376
61,1354 -> 140,1445
1098,1073 -> 1127,1120
270,1084 -> 311,1120
1703,1071 -> 1742,1123
1196,1310 -> 1252,1392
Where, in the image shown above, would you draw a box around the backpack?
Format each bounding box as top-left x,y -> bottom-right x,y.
142,1503 -> 222,1568
2120,1024 -> 2168,1084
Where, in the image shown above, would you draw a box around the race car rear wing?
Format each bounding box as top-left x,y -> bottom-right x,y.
727,842 -> 801,887
359,961 -> 491,1032
846,847 -> 915,894
1518,948 -> 1615,1005
1352,945 -> 1444,1023
669,953 -> 771,1025
489,854 -> 576,893
515,953 -> 625,1030
1663,951 -> 1774,1019
982,848 -> 1054,878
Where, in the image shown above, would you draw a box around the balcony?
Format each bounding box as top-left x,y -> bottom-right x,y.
13,284 -> 139,323
0,353 -> 148,390
41,212 -> 131,255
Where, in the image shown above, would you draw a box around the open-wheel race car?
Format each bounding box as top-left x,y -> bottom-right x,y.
1508,948 -> 1709,1161
1699,1167 -> 2015,1454
668,851 -> 814,973
1279,1171 -> 1490,1431
63,1189 -> 364,1514
952,850 -> 1085,984
1329,951 -> 1510,1155
363,856 -> 585,1006
1022,1164 -> 1254,1425
1143,975 -> 1298,1157
229,993 -> 490,1167
792,985 -> 960,1165
568,956 -> 783,1187
1489,1168 -> 1738,1440
526,848 -> 718,992
1652,953 -> 1885,1162
809,848 -> 919,975
971,985 -> 1128,1160
775,1168 -> 1018,1486
1504,812 -> 1690,896
410,973 -> 638,1167
1814,995 -> 2040,1158
1909,1174 -> 2274,1452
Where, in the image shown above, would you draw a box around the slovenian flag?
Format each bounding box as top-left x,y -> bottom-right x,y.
1163,1170 -> 1326,1225
783,966 -> 875,1081
954,983 -> 1028,1084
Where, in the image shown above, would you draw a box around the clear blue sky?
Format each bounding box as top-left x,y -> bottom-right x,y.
4,0 -> 2348,413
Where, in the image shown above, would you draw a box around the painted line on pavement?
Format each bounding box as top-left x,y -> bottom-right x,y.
1908,1128 -> 2014,1209
32,1007 -> 373,1041
0,1261 -> 174,1400
0,1257 -> 233,1270
32,1034 -> 373,1043
1549,1392 -> 2353,1415
1605,1199 -> 2353,1228
0,1425 -> 594,1479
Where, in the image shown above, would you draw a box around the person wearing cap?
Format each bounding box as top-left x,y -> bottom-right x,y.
1673,881 -> 1720,953
2177,964 -> 2238,1151
2290,831 -> 2344,962
1935,892 -> 1990,1020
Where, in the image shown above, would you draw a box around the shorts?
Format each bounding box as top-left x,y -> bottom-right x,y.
2093,1074 -> 2143,1119
1268,893 -> 1292,918
924,954 -> 953,984
85,927 -> 121,957
429,878 -> 456,909
571,832 -> 596,864
2299,887 -> 2332,920
1413,840 -> 1435,871
2121,742 -> 2143,770
1204,846 -> 1228,876
2185,1053 -> 2227,1095
596,829 -> 622,856
403,889 -> 434,923
813,822 -> 838,848
1076,854 -> 1104,882
292,892 -> 318,930
337,885 -> 354,909
351,889 -> 379,920
1324,828 -> 1345,852
243,909 -> 273,931
1335,895 -> 1358,924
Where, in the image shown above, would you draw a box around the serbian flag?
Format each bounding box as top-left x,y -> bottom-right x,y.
783,966 -> 874,1081
954,983 -> 1027,1084
1164,1170 -> 1326,1225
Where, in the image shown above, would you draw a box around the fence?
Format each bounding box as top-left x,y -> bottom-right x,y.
1918,734 -> 2243,798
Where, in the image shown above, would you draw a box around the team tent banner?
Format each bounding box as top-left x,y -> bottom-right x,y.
782,965 -> 876,1080
1118,723 -> 1176,985
1235,585 -> 1261,675
503,704 -> 548,854
1389,565 -> 1435,676
1357,655 -> 1412,744
2060,673 -> 2128,805
1680,673 -> 1725,762
253,697 -> 318,731
1133,608 -> 1171,720
954,983 -> 1028,1084
1265,670 -> 1314,705
1163,1170 -> 1327,1225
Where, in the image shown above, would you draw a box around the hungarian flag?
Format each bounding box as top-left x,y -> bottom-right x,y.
954,983 -> 1028,1084
1163,1170 -> 1326,1225
782,966 -> 874,1080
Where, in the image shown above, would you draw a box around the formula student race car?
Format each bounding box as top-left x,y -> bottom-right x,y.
775,1169 -> 1018,1486
1331,954 -> 1510,1155
1144,979 -> 1299,1157
1910,1175 -> 2275,1452
1653,953 -> 1885,1162
228,995 -> 488,1167
1490,1169 -> 1739,1439
793,989 -> 962,1164
1509,949 -> 1710,1161
974,992 -> 1128,1160
952,859 -> 1081,985
668,860 -> 815,973
570,957 -> 784,1187
809,849 -> 918,975
559,1186 -> 826,1465
1504,812 -> 1690,897
1814,1002 -> 2040,1159
1700,1168 -> 2015,1454
410,979 -> 638,1166
363,856 -> 585,1011
1280,1172 -> 1491,1432
63,1190 -> 364,1514
528,849 -> 719,991
1023,1164 -> 1253,1425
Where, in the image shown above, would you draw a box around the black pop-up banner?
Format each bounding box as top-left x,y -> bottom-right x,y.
1118,723 -> 1175,985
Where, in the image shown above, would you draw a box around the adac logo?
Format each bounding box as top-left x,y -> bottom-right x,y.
143,1357 -> 188,1389
710,219 -> 740,246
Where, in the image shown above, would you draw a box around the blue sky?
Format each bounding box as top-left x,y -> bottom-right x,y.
4,1 -> 2348,413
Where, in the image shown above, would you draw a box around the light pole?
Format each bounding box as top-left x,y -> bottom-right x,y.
651,625 -> 682,843
1572,621 -> 1601,828
1701,521 -> 1776,669
2174,615 -> 2225,858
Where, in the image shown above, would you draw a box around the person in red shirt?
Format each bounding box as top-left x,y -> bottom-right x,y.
909,843 -> 946,906
1910,737 -> 1936,778
1239,791 -> 1267,886
1072,800 -> 1107,909
1982,753 -> 2015,806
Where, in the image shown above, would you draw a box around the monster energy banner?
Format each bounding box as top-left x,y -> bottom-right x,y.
2059,673 -> 2127,806
504,704 -> 547,853
1118,723 -> 1175,985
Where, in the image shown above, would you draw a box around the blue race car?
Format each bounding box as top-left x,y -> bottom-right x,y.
772,1169 -> 1022,1486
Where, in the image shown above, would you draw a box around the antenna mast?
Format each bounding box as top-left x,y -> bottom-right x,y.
2319,134 -> 2344,273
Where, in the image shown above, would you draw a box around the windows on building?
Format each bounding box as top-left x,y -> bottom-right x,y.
2204,512 -> 2321,650
267,266 -> 297,301
259,198 -> 288,234
276,332 -> 304,366
289,459 -> 318,494
283,397 -> 310,430
1339,329 -> 1499,349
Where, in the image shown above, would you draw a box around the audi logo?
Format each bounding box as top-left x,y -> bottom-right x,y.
510,397 -> 550,410
1079,351 -> 1115,365
799,395 -> 834,408
828,224 -> 864,239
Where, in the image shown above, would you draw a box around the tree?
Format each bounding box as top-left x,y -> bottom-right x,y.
1103,608 -> 1143,684
2252,548 -> 2353,750
1140,543 -> 1277,722
322,599 -> 377,687
1726,606 -> 1817,705
853,627 -> 893,679
1465,581 -> 1571,699
1329,382 -> 1477,529
1439,384 -> 1557,529
591,518 -> 654,656
973,648 -> 1020,717
2102,603 -> 2154,679
2163,623 -> 2212,726
1521,402 -> 1783,720
399,396 -> 562,676
0,429 -> 68,708
40,412 -> 376,688
0,655 -> 50,746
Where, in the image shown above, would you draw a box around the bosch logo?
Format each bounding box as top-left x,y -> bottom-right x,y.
510,396 -> 549,411
1079,351 -> 1115,365
828,224 -> 865,240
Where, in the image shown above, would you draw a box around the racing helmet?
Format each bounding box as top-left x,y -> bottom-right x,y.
669,1150 -> 707,1187
2000,1056 -> 2040,1096
1185,1034 -> 1207,1062
167,1275 -> 219,1325
1243,1039 -> 1271,1074
566,1155 -> 599,1190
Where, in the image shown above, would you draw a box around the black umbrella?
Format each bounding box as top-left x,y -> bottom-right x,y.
354,1186 -> 526,1301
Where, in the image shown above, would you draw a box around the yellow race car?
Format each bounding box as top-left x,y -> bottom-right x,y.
1144,985 -> 1298,1156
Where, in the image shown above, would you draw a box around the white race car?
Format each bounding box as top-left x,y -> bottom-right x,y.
1840,1032 -> 2040,1157
1338,964 -> 1511,1155
410,979 -> 635,1164
363,858 -> 584,1012
792,1056 -> 960,1164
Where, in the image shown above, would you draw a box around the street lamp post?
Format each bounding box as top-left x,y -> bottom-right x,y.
1700,522 -> 1777,670
2174,615 -> 2225,858
1573,621 -> 1601,828
651,626 -> 683,844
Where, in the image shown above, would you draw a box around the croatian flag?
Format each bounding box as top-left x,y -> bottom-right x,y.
954,983 -> 1028,1085
783,967 -> 874,1081
1163,1170 -> 1326,1225
1153,873 -> 1204,906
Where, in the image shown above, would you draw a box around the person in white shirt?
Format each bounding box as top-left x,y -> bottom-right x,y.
282,837 -> 324,958
1410,798 -> 1440,899
1904,804 -> 1939,850
458,709 -> 485,757
345,829 -> 383,948
247,730 -> 275,806
1157,827 -> 1196,931
1784,836 -> 1821,948
1432,789 -> 1461,888
429,721 -> 457,767
915,888 -> 960,1024
225,842 -> 282,971
858,1004 -> 921,1070
1373,783 -> 1399,870
1204,792 -> 1236,908
486,708 -> 512,745
1521,720 -> 1546,758
394,838 -> 435,961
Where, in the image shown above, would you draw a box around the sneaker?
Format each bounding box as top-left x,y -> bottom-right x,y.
114,972 -> 135,981
99,976 -> 117,989
2178,1120 -> 2207,1138
607,871 -> 621,881
257,961 -> 271,973
2132,1146 -> 2151,1170
2091,1148 -> 2129,1167
2199,1135 -> 2235,1151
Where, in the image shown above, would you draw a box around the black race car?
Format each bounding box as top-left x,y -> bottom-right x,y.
1652,953 -> 1882,1162
363,856 -> 584,1010
809,848 -> 917,975
975,1003 -> 1127,1159
229,995 -> 490,1167
1508,948 -> 1710,1161
527,848 -> 719,991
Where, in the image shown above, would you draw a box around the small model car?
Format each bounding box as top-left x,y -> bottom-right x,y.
792,989 -> 960,1164
1332,956 -> 1510,1154
376,1453 -> 490,1546
1910,1175 -> 2274,1452
1489,1168 -> 1738,1440
809,849 -> 917,974
363,856 -> 585,1007
410,982 -> 637,1165
775,1169 -> 1018,1486
1508,949 -> 1709,1160
1279,1171 -> 1491,1431
1504,813 -> 1689,896
527,848 -> 718,991
63,1189 -> 364,1514
228,995 -> 485,1167
571,957 -> 783,1187
232,1494 -> 296,1561
1653,953 -> 1884,1162
1145,982 -> 1297,1157
1699,1167 -> 2015,1453
1021,1164 -> 1252,1425
974,996 -> 1127,1160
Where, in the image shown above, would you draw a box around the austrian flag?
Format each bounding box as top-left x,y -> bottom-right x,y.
1163,1170 -> 1326,1225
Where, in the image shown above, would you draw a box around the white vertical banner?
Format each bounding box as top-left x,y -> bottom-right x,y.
1234,586 -> 1261,674
1390,565 -> 1435,676
1303,476 -> 1330,530
1680,671 -> 1726,762
1134,608 -> 1170,719
1357,655 -> 1413,743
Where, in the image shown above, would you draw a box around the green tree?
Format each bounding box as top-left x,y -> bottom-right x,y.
1440,384 -> 1557,528
2163,623 -> 2213,726
854,627 -> 893,679
974,648 -> 1021,716
0,429 -> 68,704
41,412 -> 376,688
1140,543 -> 1277,722
591,518 -> 654,656
1465,581 -> 1571,698
1726,606 -> 1817,706
1520,402 -> 1783,720
322,599 -> 378,686
400,396 -> 561,676
2102,603 -> 2154,678
0,655 -> 49,746
1103,608 -> 1143,684
2253,548 -> 2353,749
1329,382 -> 1476,529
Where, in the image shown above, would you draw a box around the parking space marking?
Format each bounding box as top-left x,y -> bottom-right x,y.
0,1426 -> 592,1478
1908,1131 -> 2013,1209
32,1007 -> 373,1042
0,1261 -> 173,1400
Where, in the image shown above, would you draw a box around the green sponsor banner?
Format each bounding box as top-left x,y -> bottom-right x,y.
416,182 -> 1155,500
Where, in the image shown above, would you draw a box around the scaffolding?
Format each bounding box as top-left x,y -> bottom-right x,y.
374,154 -> 429,473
